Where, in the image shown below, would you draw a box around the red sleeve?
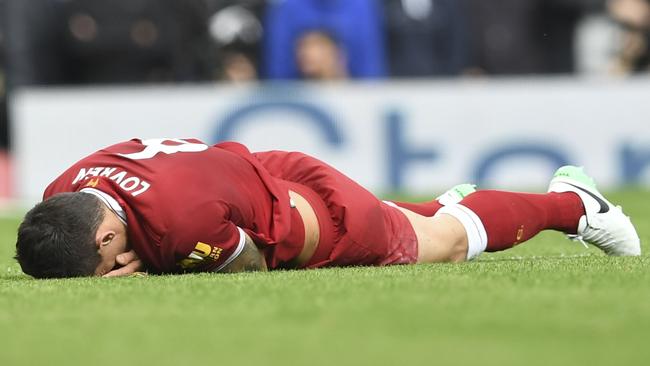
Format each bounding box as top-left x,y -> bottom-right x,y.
160,200 -> 246,273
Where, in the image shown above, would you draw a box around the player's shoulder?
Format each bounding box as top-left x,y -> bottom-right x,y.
213,141 -> 254,155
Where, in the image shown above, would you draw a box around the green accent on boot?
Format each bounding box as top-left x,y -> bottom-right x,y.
553,166 -> 597,189
436,183 -> 477,205
451,183 -> 477,199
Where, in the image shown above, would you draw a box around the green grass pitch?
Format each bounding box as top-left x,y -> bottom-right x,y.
1,190 -> 649,366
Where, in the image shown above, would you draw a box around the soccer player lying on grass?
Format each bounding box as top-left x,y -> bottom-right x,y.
15,138 -> 641,279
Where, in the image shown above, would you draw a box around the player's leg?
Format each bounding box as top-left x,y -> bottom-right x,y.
414,166 -> 641,263
446,189 -> 585,254
394,189 -> 585,262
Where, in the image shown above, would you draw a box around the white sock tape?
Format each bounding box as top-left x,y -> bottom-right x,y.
435,204 -> 488,260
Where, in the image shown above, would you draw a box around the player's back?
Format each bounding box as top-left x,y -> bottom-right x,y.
44,138 -> 290,272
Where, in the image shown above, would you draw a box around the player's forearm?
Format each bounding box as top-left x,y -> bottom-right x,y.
217,235 -> 268,273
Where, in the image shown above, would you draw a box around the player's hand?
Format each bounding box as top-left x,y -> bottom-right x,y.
103,250 -> 145,277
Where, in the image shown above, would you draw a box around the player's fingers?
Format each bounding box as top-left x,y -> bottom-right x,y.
102,259 -> 144,278
102,262 -> 140,278
115,250 -> 139,266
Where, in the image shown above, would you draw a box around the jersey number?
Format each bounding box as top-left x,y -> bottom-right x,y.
119,138 -> 209,160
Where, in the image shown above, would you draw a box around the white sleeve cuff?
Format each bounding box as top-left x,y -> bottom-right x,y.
213,227 -> 247,272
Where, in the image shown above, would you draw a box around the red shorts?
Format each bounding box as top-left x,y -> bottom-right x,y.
254,151 -> 418,268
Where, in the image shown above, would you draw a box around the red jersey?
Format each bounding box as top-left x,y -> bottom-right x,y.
44,138 -> 296,273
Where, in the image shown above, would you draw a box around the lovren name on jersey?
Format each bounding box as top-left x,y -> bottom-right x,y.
73,166 -> 151,197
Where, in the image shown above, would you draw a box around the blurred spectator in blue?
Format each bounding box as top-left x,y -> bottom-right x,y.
607,0 -> 650,74
263,0 -> 386,80
383,0 -> 471,77
295,30 -> 347,80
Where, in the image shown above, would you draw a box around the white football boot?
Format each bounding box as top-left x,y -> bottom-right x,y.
548,166 -> 641,256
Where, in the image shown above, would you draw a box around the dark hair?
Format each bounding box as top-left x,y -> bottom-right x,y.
15,192 -> 105,278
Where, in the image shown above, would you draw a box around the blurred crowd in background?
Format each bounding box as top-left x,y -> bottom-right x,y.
1,0 -> 650,152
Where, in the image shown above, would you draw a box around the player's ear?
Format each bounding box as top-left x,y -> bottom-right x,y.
96,231 -> 116,249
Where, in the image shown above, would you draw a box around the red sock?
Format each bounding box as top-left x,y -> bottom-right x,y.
389,199 -> 444,217
458,190 -> 584,252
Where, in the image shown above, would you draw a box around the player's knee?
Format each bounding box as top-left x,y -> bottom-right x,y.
422,219 -> 468,263
397,207 -> 469,263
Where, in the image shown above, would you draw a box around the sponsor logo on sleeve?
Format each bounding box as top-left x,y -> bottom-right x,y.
84,178 -> 100,188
